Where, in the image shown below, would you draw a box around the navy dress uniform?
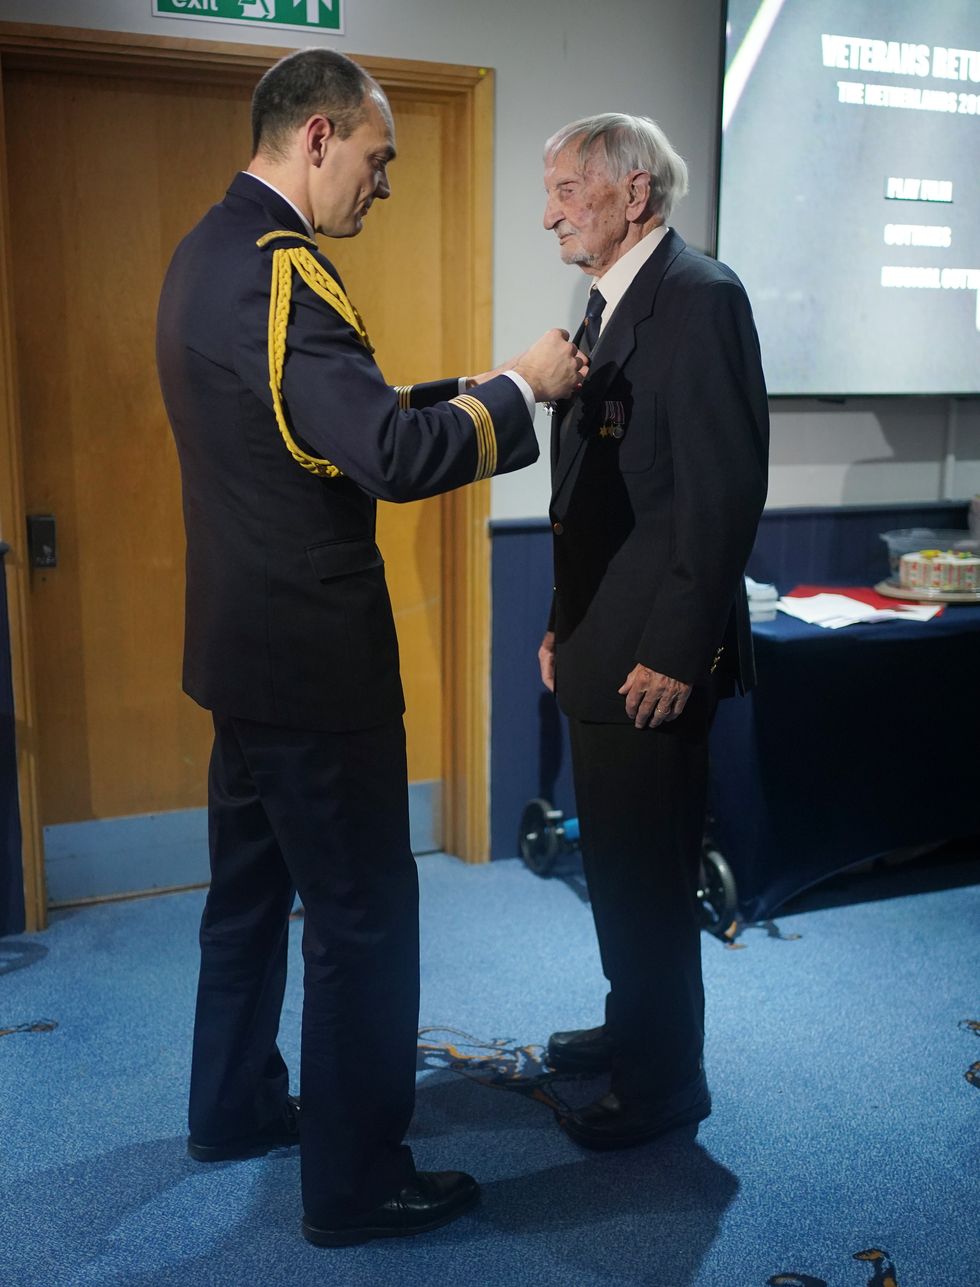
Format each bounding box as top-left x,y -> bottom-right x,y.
156,172 -> 537,1225
548,229 -> 768,1114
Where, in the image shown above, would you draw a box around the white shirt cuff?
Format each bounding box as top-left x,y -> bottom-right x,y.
459,371 -> 535,421
500,370 -> 536,420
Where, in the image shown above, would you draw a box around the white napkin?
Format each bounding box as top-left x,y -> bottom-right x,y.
777,592 -> 942,629
746,576 -> 779,621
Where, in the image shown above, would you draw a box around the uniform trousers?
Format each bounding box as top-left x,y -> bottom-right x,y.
567,697 -> 710,1104
188,712 -> 419,1225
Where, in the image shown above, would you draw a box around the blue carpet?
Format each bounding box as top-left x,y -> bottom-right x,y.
1,853 -> 977,1286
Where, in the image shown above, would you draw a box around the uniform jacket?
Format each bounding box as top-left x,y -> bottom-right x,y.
158,172 -> 537,731
549,229 -> 769,723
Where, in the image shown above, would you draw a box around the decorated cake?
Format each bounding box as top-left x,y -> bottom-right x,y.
899,548 -> 980,593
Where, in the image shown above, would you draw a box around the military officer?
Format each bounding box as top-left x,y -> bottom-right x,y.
157,48 -> 586,1246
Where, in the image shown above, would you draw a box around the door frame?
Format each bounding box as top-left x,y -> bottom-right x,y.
0,21 -> 497,931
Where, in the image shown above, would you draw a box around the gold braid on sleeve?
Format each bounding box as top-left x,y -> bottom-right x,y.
262,238 -> 375,478
449,393 -> 498,481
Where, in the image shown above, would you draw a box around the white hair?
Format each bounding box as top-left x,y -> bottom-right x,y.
544,112 -> 689,220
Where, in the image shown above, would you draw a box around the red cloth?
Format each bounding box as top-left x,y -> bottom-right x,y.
785,584 -> 945,616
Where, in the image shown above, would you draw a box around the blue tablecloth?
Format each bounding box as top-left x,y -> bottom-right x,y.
708,601 -> 980,922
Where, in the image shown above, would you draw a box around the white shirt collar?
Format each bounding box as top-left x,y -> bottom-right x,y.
592,223 -> 669,333
241,171 -> 316,241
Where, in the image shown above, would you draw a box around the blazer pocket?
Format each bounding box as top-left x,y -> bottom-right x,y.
306,537 -> 383,581
615,396 -> 656,473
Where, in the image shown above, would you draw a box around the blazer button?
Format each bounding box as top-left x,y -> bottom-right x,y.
552,521 -> 564,535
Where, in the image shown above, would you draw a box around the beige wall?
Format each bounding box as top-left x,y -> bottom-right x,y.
2,0 -> 977,512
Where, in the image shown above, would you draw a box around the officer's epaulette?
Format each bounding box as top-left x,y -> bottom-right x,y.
256,229 -> 319,250
261,230 -> 375,480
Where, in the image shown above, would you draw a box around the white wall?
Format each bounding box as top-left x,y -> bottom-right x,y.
769,396 -> 980,508
4,0 -> 976,516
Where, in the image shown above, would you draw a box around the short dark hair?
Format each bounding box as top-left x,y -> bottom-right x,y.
251,48 -> 372,157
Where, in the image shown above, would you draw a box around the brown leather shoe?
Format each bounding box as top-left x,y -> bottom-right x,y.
302,1171 -> 480,1247
561,1071 -> 711,1150
187,1095 -> 300,1162
546,1024 -> 615,1074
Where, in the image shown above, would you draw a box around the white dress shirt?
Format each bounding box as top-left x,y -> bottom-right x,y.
592,223 -> 670,336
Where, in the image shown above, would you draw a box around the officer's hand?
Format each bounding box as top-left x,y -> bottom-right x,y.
538,630 -> 556,692
618,665 -> 692,729
467,353 -> 522,387
513,329 -> 589,402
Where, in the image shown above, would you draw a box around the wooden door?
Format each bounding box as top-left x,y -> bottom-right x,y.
340,94 -> 453,790
4,68 -> 446,835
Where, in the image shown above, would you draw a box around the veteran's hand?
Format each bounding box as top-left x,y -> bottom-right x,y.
618,665 -> 692,729
538,630 -> 556,693
513,329 -> 588,402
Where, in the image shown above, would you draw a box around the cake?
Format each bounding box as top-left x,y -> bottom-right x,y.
899,548 -> 980,593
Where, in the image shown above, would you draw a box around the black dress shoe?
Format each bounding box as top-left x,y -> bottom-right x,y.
546,1024 -> 615,1074
187,1095 -> 300,1162
561,1072 -> 711,1150
302,1171 -> 480,1247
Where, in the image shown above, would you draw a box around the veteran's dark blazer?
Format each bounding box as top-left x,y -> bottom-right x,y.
549,229 -> 769,723
158,173 -> 536,732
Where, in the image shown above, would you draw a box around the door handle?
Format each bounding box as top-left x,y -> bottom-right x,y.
26,513 -> 57,568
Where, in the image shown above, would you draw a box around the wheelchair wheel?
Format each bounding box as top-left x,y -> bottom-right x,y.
698,846 -> 739,940
519,797 -> 561,877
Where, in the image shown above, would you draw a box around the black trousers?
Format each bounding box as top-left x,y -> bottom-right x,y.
189,713 -> 419,1225
568,702 -> 709,1104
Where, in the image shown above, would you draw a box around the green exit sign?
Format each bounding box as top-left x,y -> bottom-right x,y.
152,0 -> 343,36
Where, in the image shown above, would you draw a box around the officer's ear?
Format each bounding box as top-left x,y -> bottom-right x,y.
305,114 -> 336,166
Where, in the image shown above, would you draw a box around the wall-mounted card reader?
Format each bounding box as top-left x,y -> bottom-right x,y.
27,513 -> 57,569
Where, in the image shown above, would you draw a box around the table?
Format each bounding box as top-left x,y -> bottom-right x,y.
707,602 -> 980,923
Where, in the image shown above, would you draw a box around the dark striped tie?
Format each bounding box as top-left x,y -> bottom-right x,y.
581,288 -> 606,357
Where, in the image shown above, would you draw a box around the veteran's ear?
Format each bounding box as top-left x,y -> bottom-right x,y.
625,169 -> 653,222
